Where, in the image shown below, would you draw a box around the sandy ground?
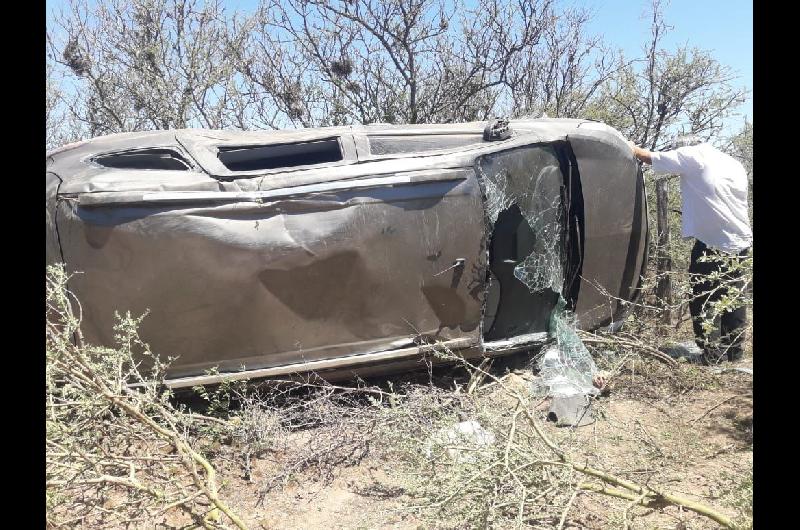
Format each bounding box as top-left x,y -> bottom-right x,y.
160,353 -> 752,530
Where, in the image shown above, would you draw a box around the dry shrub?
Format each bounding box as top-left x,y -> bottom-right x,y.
46,264 -> 245,528
373,381 -> 580,529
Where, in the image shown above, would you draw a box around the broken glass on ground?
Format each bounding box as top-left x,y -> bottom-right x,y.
478,144 -> 599,406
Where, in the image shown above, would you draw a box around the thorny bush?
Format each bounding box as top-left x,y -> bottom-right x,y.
45,264 -> 246,529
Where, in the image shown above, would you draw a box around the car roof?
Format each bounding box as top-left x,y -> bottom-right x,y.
47,118 -> 624,183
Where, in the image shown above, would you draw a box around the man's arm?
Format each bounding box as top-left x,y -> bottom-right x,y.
626,142 -> 702,176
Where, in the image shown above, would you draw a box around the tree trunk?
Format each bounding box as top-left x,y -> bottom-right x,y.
655,179 -> 672,323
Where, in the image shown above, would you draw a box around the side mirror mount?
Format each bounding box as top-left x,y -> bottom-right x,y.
483,117 -> 512,141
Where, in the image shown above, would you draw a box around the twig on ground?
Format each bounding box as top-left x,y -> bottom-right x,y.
692,395 -> 742,422
623,492 -> 649,530
578,331 -> 680,368
557,487 -> 580,530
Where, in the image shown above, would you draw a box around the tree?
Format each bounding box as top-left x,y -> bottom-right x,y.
724,120 -> 753,177
237,0 -> 563,127
502,5 -> 626,119
46,0 -> 255,143
585,0 -> 748,320
46,61 -> 84,150
724,120 -> 753,234
46,0 -> 622,139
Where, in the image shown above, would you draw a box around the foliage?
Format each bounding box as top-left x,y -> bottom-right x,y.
46,262 -> 751,528
45,264 -> 245,528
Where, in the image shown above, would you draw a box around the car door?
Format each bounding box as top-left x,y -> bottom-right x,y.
58,131 -> 488,380
167,130 -> 488,377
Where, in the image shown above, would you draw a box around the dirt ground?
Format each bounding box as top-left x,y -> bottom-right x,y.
165,350 -> 752,530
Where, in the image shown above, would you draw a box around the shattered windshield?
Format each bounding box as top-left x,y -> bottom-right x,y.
478,144 -> 599,397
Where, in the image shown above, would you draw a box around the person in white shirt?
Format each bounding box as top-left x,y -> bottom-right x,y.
629,135 -> 752,363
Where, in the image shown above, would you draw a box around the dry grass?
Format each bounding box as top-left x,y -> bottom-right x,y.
177,345 -> 751,530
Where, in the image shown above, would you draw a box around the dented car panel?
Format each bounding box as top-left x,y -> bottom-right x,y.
46,119 -> 648,387
56,168 -> 486,378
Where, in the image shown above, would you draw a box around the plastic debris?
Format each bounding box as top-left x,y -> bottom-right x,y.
424,420 -> 496,463
659,341 -> 704,363
547,394 -> 595,427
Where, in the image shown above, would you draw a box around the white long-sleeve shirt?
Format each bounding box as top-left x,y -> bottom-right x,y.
650,143 -> 752,253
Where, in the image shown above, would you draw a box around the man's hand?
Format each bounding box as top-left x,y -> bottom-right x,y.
628,141 -> 653,165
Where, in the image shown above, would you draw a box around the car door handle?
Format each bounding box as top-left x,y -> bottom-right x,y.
434,258 -> 466,276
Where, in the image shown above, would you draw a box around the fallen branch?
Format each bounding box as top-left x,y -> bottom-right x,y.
578,331 -> 680,368
54,353 -> 248,529
46,475 -> 164,499
623,491 -> 650,530
467,358 -> 493,395
443,350 -> 736,529
557,487 -> 580,530
47,266 -> 249,530
692,395 -> 742,422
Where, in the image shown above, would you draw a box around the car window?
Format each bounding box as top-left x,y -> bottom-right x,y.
216,139 -> 343,171
478,144 -> 568,339
92,148 -> 192,171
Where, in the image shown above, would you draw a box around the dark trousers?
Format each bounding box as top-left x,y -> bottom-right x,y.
688,240 -> 749,361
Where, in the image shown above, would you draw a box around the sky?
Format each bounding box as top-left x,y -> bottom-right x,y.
578,0 -> 753,126
47,0 -> 752,131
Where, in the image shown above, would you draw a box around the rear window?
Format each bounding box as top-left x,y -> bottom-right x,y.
93,148 -> 191,170
368,134 -> 484,156
217,139 -> 343,171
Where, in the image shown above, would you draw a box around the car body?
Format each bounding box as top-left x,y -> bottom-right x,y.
46,118 -> 648,388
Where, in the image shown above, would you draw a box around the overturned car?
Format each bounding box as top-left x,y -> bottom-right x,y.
46,118 -> 648,388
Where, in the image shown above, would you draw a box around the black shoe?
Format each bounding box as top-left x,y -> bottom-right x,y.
727,350 -> 744,362
701,349 -> 726,366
